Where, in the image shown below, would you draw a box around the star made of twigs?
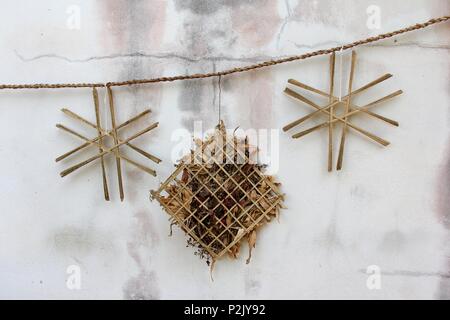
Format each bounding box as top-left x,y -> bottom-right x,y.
283,51 -> 403,171
56,87 -> 161,201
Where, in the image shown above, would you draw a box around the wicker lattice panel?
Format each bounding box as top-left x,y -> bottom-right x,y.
151,122 -> 284,263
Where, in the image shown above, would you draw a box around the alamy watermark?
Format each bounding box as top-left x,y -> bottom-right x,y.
366,265 -> 381,290
66,265 -> 81,290
366,5 -> 381,30
66,5 -> 81,30
170,121 -> 280,175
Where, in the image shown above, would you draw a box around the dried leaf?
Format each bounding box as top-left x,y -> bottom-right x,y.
210,259 -> 216,282
181,168 -> 189,183
246,230 -> 257,264
226,214 -> 232,226
229,244 -> 240,259
235,228 -> 245,241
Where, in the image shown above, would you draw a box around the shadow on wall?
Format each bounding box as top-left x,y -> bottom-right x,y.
437,138 -> 450,299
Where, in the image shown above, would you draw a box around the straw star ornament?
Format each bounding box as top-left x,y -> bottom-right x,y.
283,51 -> 403,171
56,87 -> 161,201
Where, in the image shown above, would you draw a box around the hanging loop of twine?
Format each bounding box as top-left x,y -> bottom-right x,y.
0,16 -> 448,91
218,75 -> 222,125
338,46 -> 344,102
103,84 -> 108,132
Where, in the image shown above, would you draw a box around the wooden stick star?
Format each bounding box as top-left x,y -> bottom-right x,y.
283,50 -> 403,171
56,87 -> 161,201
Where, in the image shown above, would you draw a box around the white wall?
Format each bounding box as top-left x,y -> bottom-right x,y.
0,0 -> 449,299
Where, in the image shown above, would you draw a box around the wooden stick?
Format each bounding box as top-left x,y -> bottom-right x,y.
363,90 -> 403,108
337,51 -> 357,170
351,90 -> 402,126
126,143 -> 161,164
352,109 -> 397,126
60,122 -> 159,177
92,88 -> 110,201
285,87 -> 389,146
289,73 -> 392,99
62,108 -> 151,131
328,52 -> 335,172
291,90 -> 402,138
351,73 -> 392,96
61,108 -> 161,164
56,109 -> 151,162
107,87 -> 124,201
120,155 -> 156,176
292,122 -> 329,139
288,79 -> 326,96
56,141 -> 92,162
57,124 -> 157,176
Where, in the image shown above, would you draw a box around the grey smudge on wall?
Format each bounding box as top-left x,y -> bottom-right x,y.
437,139 -> 450,298
173,0 -> 279,131
291,0 -> 346,27
174,0 -> 262,15
350,185 -> 366,199
439,259 -> 450,299
244,268 -> 261,296
177,0 -> 280,130
378,230 -> 406,253
123,167 -> 146,203
100,1 -> 166,53
123,210 -> 160,300
173,0 -> 234,131
99,1 -> 166,125
436,141 -> 450,229
319,222 -> 341,251
178,78 -> 218,131
123,270 -> 160,300
131,210 -> 160,248
51,226 -> 113,256
174,16 -> 226,130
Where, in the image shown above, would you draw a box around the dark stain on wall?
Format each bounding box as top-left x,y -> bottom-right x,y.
123,270 -> 160,300
174,0 -> 263,15
123,209 -> 160,300
437,139 -> 450,299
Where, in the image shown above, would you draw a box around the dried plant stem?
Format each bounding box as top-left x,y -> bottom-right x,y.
349,91 -> 402,126
288,74 -> 392,98
337,51 -> 357,170
92,88 -> 110,201
328,53 -> 336,172
107,87 -> 124,201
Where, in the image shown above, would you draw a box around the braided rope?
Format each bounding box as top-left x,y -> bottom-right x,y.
0,16 -> 448,90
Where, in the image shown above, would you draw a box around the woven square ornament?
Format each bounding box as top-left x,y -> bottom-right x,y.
151,122 -> 284,266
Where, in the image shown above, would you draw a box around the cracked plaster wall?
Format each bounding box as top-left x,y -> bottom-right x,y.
0,0 -> 449,299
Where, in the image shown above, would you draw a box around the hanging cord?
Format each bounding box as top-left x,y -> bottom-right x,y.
103,84 -> 108,132
0,16 -> 448,90
338,46 -> 344,102
218,75 -> 222,125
